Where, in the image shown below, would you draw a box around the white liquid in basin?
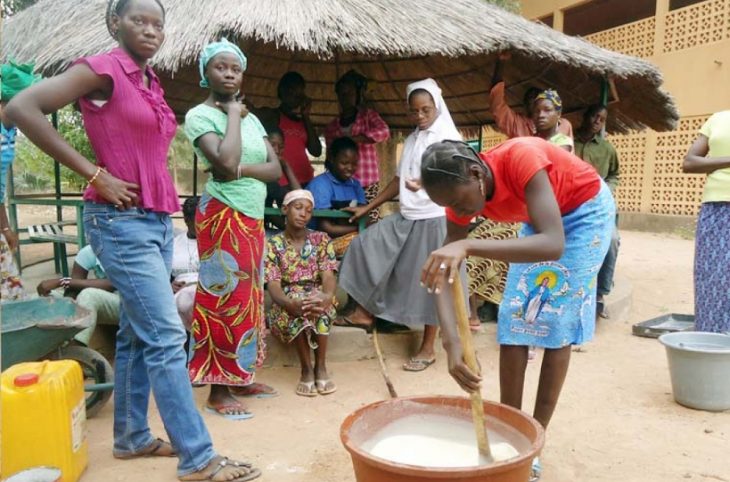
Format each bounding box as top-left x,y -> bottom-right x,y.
361,414 -> 520,468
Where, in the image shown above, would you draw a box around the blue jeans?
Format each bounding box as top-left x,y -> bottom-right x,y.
597,224 -> 620,297
84,203 -> 215,476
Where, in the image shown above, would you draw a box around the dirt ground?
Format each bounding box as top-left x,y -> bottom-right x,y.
13,228 -> 730,482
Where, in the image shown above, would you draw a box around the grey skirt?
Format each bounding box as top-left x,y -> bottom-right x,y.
339,213 -> 446,327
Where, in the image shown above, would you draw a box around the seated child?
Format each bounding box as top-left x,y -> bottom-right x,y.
36,244 -> 119,346
306,136 -> 366,255
265,189 -> 338,397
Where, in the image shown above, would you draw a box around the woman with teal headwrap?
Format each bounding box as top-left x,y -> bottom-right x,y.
184,38 -> 281,420
532,89 -> 574,152
1,61 -> 40,301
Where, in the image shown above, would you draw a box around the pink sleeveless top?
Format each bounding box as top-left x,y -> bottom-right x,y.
74,48 -> 179,213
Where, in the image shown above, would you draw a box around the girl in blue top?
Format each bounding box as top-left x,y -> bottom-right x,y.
307,137 -> 366,243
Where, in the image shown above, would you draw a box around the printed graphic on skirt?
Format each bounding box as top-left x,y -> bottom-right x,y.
508,261 -> 570,337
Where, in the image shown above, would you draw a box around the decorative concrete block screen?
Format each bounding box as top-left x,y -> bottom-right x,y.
606,116 -> 708,216
481,127 -> 508,151
584,17 -> 656,58
650,116 -> 708,216
664,0 -> 730,53
608,132 -> 650,213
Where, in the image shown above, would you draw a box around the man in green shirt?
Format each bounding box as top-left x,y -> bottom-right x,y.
575,104 -> 620,319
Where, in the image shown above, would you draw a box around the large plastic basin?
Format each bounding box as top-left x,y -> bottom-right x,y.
341,396 -> 544,482
659,331 -> 730,411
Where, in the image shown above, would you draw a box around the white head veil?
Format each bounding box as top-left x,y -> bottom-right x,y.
405,78 -> 461,141
397,79 -> 462,219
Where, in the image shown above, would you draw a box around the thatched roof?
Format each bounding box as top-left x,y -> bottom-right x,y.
2,0 -> 679,134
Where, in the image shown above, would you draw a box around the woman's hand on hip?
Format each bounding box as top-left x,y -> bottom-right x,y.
421,240 -> 468,294
92,170 -> 140,210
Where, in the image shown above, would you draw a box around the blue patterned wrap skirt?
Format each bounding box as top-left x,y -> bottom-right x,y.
498,182 -> 615,348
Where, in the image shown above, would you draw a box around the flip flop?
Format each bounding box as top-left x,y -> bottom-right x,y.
315,378 -> 337,395
230,383 -> 279,399
295,381 -> 318,397
402,357 -> 436,372
334,316 -> 374,333
179,456 -> 261,482
469,317 -> 483,333
114,437 -> 177,459
204,402 -> 254,421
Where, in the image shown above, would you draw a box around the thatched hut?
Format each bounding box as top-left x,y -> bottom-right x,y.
2,0 -> 678,134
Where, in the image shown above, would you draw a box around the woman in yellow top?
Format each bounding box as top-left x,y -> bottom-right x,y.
683,111 -> 730,333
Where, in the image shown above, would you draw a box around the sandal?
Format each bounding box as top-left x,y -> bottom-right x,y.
315,378 -> 337,395
469,317 -> 483,332
402,357 -> 436,372
296,380 -> 318,397
334,316 -> 374,333
230,383 -> 279,399
204,402 -> 254,421
114,437 -> 177,459
180,456 -> 261,482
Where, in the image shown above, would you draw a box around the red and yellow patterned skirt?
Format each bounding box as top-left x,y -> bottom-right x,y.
188,195 -> 266,386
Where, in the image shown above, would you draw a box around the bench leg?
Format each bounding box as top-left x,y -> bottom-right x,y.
59,243 -> 69,277
53,242 -> 61,274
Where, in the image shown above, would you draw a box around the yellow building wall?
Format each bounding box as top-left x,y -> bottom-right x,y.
516,0 -> 730,218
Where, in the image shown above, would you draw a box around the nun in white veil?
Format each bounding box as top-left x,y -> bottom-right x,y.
337,78 -> 463,372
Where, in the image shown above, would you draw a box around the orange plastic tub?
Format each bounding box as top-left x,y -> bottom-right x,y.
341,396 -> 544,482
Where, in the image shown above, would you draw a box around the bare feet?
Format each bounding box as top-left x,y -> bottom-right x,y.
179,455 -> 261,482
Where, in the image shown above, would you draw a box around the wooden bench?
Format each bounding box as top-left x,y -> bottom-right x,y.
8,197 -> 86,277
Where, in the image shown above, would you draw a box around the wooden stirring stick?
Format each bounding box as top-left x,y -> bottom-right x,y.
451,275 -> 494,462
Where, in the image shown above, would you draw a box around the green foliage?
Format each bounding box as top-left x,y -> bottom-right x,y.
168,126 -> 194,170
486,0 -> 521,13
14,107 -> 91,193
13,109 -> 196,195
13,171 -> 50,192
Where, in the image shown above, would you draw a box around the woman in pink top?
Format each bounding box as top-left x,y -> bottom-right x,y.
323,70 -> 390,209
7,1 -> 259,481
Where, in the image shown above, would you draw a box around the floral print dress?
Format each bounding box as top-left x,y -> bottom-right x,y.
265,230 -> 338,344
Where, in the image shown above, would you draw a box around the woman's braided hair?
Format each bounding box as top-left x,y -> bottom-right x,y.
420,140 -> 483,188
106,0 -> 166,39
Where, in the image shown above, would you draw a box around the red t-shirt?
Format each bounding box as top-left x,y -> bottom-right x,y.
446,137 -> 601,225
279,114 -> 315,186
